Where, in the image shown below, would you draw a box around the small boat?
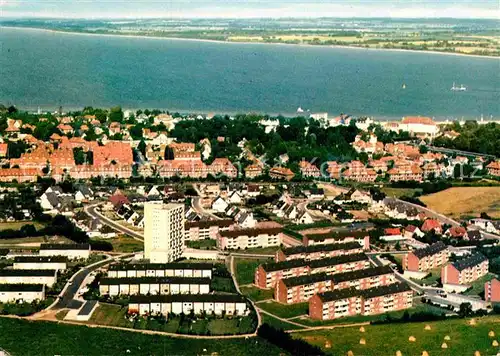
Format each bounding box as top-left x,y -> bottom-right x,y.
297,107 -> 304,113
451,82 -> 467,91
402,83 -> 406,89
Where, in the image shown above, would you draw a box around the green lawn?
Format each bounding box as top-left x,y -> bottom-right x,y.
257,301 -> 308,319
232,247 -> 279,255
234,258 -> 269,285
464,273 -> 498,297
294,315 -> 500,356
297,303 -> 448,327
186,239 -> 217,250
0,317 -> 286,356
211,276 -> 238,293
260,314 -> 305,331
93,235 -> 143,253
240,285 -> 274,302
0,221 -> 46,231
411,266 -> 442,287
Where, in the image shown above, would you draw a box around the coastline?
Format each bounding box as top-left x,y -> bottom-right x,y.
2,25 -> 499,60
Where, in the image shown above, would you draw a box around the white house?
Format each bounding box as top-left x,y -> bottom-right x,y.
212,197 -> 229,213
235,211 -> 256,228
13,256 -> 67,271
228,191 -> 243,204
39,243 -> 91,260
295,211 -> 313,225
0,284 -> 45,303
0,270 -> 57,287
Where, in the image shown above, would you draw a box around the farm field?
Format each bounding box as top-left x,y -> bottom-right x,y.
293,315 -> 500,356
420,187 -> 500,219
0,317 -> 284,356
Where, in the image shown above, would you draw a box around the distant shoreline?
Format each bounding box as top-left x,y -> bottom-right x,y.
2,25 -> 499,60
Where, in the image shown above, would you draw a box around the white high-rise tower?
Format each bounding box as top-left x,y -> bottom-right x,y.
144,203 -> 185,263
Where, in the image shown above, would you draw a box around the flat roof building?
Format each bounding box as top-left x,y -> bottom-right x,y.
99,276 -> 210,296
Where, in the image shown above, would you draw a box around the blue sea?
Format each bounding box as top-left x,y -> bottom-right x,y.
0,27 -> 499,119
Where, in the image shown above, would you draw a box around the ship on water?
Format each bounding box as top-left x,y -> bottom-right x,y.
451,82 -> 467,91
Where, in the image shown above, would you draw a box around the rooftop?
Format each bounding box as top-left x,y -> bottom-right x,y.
40,243 -> 90,251
0,284 -> 45,292
330,265 -> 394,284
280,241 -> 362,256
99,276 -> 211,285
317,282 -> 411,302
452,253 -> 488,272
305,230 -> 368,241
0,269 -> 56,277
412,241 -> 447,259
129,293 -> 247,304
13,256 -> 68,263
108,262 -> 214,271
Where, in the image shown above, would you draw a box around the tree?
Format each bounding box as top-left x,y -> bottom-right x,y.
480,212 -> 492,219
419,145 -> 428,154
129,125 -> 143,140
138,140 -> 147,156
458,302 -> 473,318
109,106 -> 124,123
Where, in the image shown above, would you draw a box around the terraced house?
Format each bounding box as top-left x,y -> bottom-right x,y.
217,226 -> 282,250
0,269 -> 58,287
128,294 -> 248,317
302,230 -> 370,249
309,283 -> 413,320
107,262 -> 213,279
99,276 -> 211,296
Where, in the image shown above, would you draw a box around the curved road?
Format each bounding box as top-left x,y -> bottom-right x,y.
85,204 -> 144,241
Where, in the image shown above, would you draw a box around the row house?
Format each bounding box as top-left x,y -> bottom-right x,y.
209,158 -> 238,178
403,241 -> 448,273
10,145 -> 50,169
352,135 -> 384,154
325,161 -> 342,179
0,269 -> 57,287
56,124 -> 74,135
128,293 -> 248,317
384,200 -> 420,220
184,219 -> 234,241
343,161 -> 377,182
255,253 -> 370,289
275,241 -> 364,262
269,167 -> 295,181
0,168 -> 40,183
485,278 -> 500,303
93,141 -> 133,166
157,159 -> 209,179
217,226 -> 282,250
276,266 -> 395,304
369,159 -> 388,173
0,284 -> 46,303
441,253 -> 489,288
53,164 -> 133,181
13,256 -> 67,271
39,243 -> 91,260
309,282 -> 413,320
486,161 -> 500,177
174,151 -> 201,160
299,160 -> 321,178
422,162 -> 440,177
107,262 -> 213,279
244,164 -> 263,178
99,276 -> 211,296
302,230 -> 370,249
388,165 -> 423,182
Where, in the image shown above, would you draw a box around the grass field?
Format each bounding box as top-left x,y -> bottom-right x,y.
93,235 -> 143,253
0,317 -> 285,356
0,221 -> 46,231
232,246 -> 279,255
186,239 -> 217,250
381,187 -> 422,198
294,315 -> 500,356
420,187 -> 500,219
260,314 -> 305,331
256,301 -> 308,319
234,258 -> 270,285
464,273 -> 497,297
240,285 -> 274,302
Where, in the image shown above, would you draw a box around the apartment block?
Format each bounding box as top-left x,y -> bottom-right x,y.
403,241 -> 448,274
0,284 -> 46,303
0,269 -> 58,287
107,262 -> 213,279
99,276 -> 210,296
184,220 -> 233,241
303,230 -> 370,250
275,241 -> 364,262
128,293 -> 248,317
144,203 -> 185,263
441,253 -> 489,288
485,278 -> 500,303
39,243 -> 91,260
275,266 -> 395,304
217,227 -> 282,250
255,253 -> 370,289
309,283 -> 413,320
13,256 -> 68,271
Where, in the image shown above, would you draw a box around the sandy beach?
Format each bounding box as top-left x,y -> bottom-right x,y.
2,25 -> 499,60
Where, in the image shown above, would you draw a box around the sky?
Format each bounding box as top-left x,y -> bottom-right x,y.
1,0 -> 499,19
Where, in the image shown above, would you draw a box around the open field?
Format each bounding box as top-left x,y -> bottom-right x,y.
234,258 -> 270,285
0,221 -> 46,231
93,234 -> 143,253
0,317 -> 285,356
293,315 -> 500,356
0,235 -> 72,247
256,300 -> 308,319
381,187 -> 422,198
420,187 -> 500,219
186,239 -> 217,250
240,285 -> 274,302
